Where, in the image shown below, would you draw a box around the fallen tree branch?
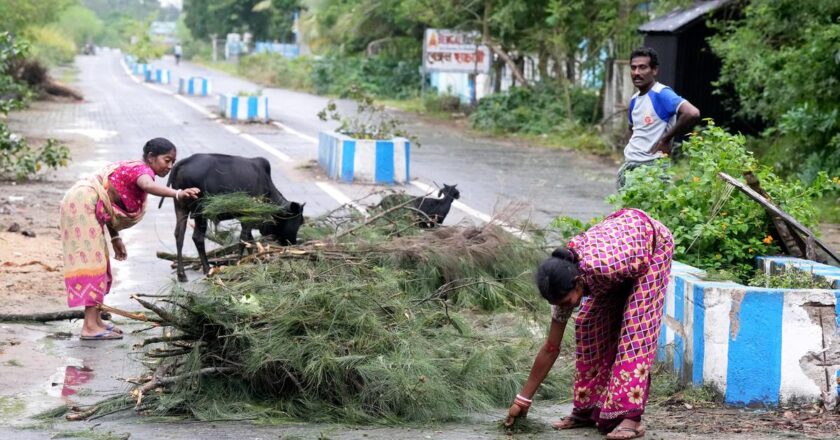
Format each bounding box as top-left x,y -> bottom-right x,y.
334,191 -> 432,240
0,310 -> 110,323
97,304 -> 162,323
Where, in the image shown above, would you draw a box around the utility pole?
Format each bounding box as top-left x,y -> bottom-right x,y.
210,34 -> 218,62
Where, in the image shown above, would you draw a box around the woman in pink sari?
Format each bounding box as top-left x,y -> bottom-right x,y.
60,138 -> 199,340
505,208 -> 673,440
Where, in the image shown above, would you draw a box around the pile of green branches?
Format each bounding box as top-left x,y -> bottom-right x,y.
199,192 -> 283,224
60,208 -> 571,424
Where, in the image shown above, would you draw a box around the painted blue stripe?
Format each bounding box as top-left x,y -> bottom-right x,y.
144,70 -> 152,82
247,96 -> 258,118
201,79 -> 208,96
725,290 -> 783,405
692,284 -> 705,384
375,141 -> 395,184
341,140 -> 356,182
404,141 -> 411,182
230,96 -> 239,119
673,276 -> 685,374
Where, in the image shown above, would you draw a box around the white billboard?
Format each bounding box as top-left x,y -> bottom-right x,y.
423,29 -> 491,74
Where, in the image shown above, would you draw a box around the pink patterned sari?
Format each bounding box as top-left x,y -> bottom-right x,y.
60,161 -> 154,307
552,208 -> 674,432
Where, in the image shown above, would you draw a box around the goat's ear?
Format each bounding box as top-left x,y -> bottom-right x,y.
289,202 -> 303,213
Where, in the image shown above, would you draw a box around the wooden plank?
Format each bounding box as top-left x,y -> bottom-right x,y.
717,172 -> 840,265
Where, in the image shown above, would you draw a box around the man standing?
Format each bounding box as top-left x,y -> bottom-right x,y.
174,43 -> 183,65
618,47 -> 701,189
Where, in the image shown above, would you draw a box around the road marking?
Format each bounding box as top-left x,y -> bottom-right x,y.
315,182 -> 368,215
240,133 -> 292,163
220,123 -> 241,135
173,94 -> 216,118
272,121 -> 318,144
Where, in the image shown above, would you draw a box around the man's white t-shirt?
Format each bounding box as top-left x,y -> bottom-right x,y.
624,82 -> 685,162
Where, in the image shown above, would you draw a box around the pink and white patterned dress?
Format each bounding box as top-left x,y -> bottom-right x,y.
552,208 -> 673,431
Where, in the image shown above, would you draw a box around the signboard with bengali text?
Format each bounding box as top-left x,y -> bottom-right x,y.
422,29 -> 491,74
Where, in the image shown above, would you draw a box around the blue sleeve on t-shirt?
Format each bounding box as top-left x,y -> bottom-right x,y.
628,97 -> 637,125
650,87 -> 684,122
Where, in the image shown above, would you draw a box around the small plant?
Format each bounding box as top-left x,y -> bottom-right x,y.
0,128 -> 70,180
317,85 -> 417,144
749,267 -> 835,289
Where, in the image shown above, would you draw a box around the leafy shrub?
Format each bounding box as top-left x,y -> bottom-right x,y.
608,121 -> 830,281
422,92 -> 462,113
0,32 -> 31,114
237,53 -> 313,91
128,34 -> 165,63
311,55 -> 420,99
469,82 -> 601,134
0,130 -> 70,180
26,25 -> 76,66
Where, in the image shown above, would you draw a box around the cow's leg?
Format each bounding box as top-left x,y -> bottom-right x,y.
192,213 -> 211,275
174,204 -> 189,282
239,223 -> 254,260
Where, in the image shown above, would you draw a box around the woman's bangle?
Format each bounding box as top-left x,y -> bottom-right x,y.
111,236 -> 121,242
174,189 -> 182,201
514,394 -> 532,408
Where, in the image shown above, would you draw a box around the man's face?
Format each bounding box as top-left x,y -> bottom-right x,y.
630,56 -> 657,90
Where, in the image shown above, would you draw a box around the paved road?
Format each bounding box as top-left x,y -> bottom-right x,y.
1,51 -> 802,439
149,54 -> 616,225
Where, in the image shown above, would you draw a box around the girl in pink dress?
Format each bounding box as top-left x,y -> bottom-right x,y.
60,138 -> 200,340
505,208 -> 673,440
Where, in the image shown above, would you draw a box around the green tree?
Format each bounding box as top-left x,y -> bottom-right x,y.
184,0 -> 300,41
56,5 -> 105,46
710,1 -> 840,181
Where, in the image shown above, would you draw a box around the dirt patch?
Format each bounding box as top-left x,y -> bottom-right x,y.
0,106 -> 93,315
646,405 -> 840,438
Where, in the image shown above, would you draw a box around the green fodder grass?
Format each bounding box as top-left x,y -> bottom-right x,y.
118,217 -> 570,424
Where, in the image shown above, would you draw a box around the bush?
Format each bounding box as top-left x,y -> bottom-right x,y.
311,55 -> 420,99
237,53 -> 313,91
608,121 -> 830,281
422,92 -> 462,114
0,128 -> 71,181
469,82 -> 601,134
26,26 -> 76,66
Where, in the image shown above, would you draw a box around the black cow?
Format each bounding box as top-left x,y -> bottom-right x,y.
163,153 -> 305,282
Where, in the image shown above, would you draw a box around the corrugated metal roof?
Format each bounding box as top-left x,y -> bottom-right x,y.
638,0 -> 731,33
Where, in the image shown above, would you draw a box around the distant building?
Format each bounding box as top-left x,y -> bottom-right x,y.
150,21 -> 177,45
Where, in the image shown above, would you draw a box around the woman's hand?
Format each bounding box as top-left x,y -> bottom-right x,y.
112,238 -> 127,261
176,187 -> 201,201
505,402 -> 529,427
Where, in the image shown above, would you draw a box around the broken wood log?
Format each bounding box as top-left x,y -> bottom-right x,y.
719,172 -> 840,265
0,310 -> 111,323
744,171 -> 806,258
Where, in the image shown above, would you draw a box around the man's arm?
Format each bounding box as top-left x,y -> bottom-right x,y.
649,101 -> 701,154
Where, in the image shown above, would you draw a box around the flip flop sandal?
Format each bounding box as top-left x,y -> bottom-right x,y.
552,415 -> 596,430
105,323 -> 123,334
80,330 -> 123,341
606,425 -> 646,439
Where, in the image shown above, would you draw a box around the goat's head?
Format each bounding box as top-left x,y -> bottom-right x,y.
438,184 -> 460,200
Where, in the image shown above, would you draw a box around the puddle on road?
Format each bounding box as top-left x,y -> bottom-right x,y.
55,128 -> 117,142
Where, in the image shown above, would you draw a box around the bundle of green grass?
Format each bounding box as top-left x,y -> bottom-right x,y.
61,201 -> 573,424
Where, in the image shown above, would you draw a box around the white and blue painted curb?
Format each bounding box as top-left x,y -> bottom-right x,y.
660,258 -> 840,406
318,131 -> 411,185
218,94 -> 268,122
132,63 -> 150,76
145,68 -> 171,84
178,77 -> 211,96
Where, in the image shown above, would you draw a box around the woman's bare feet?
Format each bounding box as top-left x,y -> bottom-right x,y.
606,419 -> 646,439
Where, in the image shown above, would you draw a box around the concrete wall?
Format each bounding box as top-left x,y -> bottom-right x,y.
318,131 -> 410,185
178,77 -> 211,96
218,94 -> 268,122
660,259 -> 840,406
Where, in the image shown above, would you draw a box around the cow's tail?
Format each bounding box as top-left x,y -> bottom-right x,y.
158,164 -> 178,209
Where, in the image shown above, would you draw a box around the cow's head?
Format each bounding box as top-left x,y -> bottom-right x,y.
260,202 -> 305,245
